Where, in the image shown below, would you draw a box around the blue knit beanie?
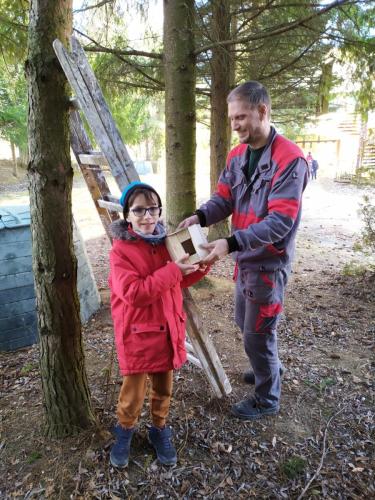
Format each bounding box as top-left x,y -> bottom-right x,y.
119,181 -> 162,211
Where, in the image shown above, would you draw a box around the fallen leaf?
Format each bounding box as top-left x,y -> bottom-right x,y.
329,353 -> 341,359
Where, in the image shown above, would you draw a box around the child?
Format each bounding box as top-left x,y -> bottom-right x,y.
109,181 -> 208,468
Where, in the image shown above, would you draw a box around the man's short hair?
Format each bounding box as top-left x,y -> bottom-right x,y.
227,81 -> 271,110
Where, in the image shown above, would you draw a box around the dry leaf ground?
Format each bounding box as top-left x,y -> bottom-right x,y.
1,165 -> 374,499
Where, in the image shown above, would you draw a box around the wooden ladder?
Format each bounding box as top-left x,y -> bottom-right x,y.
53,36 -> 232,398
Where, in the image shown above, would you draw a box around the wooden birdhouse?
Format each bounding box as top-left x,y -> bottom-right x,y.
166,224 -> 209,264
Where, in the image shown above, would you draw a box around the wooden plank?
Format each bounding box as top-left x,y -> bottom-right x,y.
104,194 -> 120,203
53,37 -> 138,190
97,200 -> 122,212
0,240 -> 32,260
0,227 -> 31,245
0,311 -> 37,332
0,298 -> 36,319
185,340 -> 195,353
0,285 -> 35,304
0,256 -> 32,276
187,352 -> 203,369
79,152 -> 107,166
0,272 -> 34,291
0,322 -> 38,352
184,289 -> 232,397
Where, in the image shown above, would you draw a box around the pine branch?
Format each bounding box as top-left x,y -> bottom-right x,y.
234,0 -> 276,37
195,0 -> 356,55
262,38 -> 320,79
73,0 -> 114,14
74,29 -> 163,60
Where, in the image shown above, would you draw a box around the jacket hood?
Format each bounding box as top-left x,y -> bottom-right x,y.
110,219 -> 135,241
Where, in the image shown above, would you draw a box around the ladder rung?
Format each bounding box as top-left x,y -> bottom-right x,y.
185,341 -> 195,354
97,199 -> 122,212
69,97 -> 80,110
79,153 -> 107,166
187,352 -> 202,369
105,194 -> 120,203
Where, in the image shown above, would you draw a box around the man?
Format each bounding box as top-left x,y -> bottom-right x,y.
311,158 -> 319,180
306,152 -> 313,179
179,81 -> 308,420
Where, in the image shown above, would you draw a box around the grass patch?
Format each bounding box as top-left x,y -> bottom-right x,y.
27,451 -> 42,464
281,456 -> 307,479
342,262 -> 367,277
191,276 -> 214,289
20,362 -> 38,376
303,377 -> 336,393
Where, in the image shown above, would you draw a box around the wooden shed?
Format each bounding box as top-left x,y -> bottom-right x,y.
0,205 -> 101,351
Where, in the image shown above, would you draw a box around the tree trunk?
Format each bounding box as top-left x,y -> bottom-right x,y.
26,0 -> 96,437
208,0 -> 232,241
355,116 -> 368,176
164,0 -> 196,229
316,60 -> 333,115
10,142 -> 18,178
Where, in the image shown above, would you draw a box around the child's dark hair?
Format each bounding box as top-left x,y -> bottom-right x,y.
123,188 -> 162,219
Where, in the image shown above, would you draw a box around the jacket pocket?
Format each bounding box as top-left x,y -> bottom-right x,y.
178,310 -> 187,322
124,323 -> 170,358
242,271 -> 276,304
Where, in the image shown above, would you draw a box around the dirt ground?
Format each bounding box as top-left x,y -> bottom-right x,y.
0,164 -> 374,499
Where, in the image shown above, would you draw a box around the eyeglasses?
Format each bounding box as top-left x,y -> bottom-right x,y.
130,206 -> 162,217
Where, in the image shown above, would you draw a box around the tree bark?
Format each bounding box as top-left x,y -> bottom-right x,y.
355,116 -> 368,176
163,0 -> 196,229
208,0 -> 232,240
10,142 -> 18,178
26,0 -> 96,437
316,60 -> 333,115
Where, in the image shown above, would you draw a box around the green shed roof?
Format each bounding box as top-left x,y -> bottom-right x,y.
0,206 -> 31,230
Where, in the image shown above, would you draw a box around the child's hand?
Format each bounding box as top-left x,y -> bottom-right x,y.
175,254 -> 199,275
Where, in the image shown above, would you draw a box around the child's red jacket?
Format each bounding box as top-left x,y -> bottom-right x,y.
109,220 -> 208,375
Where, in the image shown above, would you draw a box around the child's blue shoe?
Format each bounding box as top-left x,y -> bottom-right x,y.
148,426 -> 177,466
110,425 -> 134,468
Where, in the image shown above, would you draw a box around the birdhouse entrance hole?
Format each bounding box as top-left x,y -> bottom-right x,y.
181,238 -> 195,256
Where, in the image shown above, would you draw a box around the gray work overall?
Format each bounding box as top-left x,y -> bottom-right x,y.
235,267 -> 289,407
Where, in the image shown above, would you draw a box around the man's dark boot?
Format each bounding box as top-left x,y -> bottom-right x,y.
243,365 -> 285,385
110,425 -> 135,468
231,396 -> 279,420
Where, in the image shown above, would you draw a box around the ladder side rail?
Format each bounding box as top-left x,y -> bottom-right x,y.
183,289 -> 232,397
70,38 -> 137,183
53,38 -> 137,190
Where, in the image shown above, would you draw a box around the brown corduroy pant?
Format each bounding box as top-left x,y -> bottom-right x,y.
117,371 -> 173,429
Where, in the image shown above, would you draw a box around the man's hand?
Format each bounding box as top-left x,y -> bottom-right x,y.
177,214 -> 199,229
201,239 -> 229,265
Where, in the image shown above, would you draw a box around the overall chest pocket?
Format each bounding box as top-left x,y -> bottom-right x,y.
251,175 -> 272,215
252,173 -> 272,194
